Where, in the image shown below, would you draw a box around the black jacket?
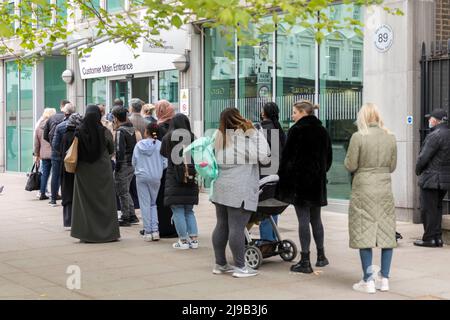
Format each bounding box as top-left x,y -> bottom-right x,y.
115,123 -> 137,171
160,116 -> 199,207
60,127 -> 76,207
416,122 -> 450,190
44,113 -> 65,144
259,120 -> 286,176
276,115 -> 333,207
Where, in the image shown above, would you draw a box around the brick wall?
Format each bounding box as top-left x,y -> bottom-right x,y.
436,0 -> 450,42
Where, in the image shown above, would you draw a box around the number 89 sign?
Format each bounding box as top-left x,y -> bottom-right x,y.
374,24 -> 393,53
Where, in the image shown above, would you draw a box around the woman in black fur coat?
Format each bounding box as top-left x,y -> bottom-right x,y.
277,100 -> 332,274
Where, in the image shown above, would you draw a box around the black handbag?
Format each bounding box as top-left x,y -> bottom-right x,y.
25,163 -> 42,191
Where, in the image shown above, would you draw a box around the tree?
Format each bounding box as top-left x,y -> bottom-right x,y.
0,0 -> 403,66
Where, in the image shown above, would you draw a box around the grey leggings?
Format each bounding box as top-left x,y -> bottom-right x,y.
212,204 -> 252,268
294,206 -> 325,253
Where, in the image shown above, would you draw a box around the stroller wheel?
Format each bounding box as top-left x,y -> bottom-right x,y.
245,245 -> 263,269
280,239 -> 297,262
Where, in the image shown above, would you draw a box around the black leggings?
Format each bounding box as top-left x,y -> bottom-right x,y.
294,206 -> 325,253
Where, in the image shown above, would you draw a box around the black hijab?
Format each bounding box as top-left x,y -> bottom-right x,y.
76,105 -> 106,163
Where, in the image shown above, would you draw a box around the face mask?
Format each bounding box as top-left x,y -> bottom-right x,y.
428,121 -> 435,129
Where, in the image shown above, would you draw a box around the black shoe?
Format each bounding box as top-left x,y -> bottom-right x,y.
119,219 -> 131,227
413,239 -> 440,247
139,229 -> 145,236
56,195 -> 62,200
316,248 -> 329,267
39,194 -> 49,200
435,238 -> 444,247
290,252 -> 314,274
129,216 -> 140,225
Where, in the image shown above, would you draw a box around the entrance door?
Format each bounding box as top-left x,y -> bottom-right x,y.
131,77 -> 149,103
111,79 -> 129,107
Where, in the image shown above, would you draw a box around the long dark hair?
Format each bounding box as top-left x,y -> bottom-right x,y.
166,113 -> 195,150
76,104 -> 106,163
262,102 -> 286,145
215,108 -> 254,151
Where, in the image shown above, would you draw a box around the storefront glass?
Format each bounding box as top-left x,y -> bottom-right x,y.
5,61 -> 33,172
44,56 -> 67,109
5,62 -> 19,172
276,17 -> 317,130
158,70 -> 179,106
86,78 -> 107,105
238,20 -> 274,123
106,0 -> 124,13
203,4 -> 364,200
204,27 -> 236,131
319,3 -> 364,199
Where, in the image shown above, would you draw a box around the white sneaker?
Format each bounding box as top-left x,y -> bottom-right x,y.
173,240 -> 190,250
232,266 -> 258,278
151,232 -> 160,241
64,227 -> 71,231
375,273 -> 390,291
189,240 -> 199,249
143,233 -> 153,242
213,264 -> 236,275
353,279 -> 376,294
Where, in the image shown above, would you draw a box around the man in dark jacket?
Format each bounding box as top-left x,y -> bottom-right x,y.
46,101 -> 72,206
414,109 -> 450,248
112,106 -> 139,226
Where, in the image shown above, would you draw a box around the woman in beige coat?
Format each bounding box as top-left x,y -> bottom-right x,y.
344,103 -> 397,294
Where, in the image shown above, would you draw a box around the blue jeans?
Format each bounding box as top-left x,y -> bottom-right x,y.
359,248 -> 394,281
171,205 -> 198,241
136,177 -> 160,234
50,159 -> 61,201
40,159 -> 52,196
259,215 -> 279,241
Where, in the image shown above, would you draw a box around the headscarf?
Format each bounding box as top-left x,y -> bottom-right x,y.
67,113 -> 83,129
76,105 -> 106,163
155,100 -> 175,125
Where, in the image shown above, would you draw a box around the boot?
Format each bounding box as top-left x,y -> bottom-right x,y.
290,252 -> 314,274
316,248 -> 329,267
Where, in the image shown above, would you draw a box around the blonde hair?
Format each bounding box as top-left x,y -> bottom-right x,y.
42,108 -> 56,120
142,103 -> 155,116
293,100 -> 319,115
356,103 -> 390,135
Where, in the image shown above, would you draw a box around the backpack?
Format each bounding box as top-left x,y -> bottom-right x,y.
184,136 -> 218,181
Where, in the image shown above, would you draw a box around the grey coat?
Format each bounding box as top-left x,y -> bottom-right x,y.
210,129 -> 271,212
344,125 -> 397,249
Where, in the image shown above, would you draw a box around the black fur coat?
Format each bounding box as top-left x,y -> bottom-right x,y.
276,115 -> 332,207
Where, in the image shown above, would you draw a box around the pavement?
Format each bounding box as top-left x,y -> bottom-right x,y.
0,172 -> 449,300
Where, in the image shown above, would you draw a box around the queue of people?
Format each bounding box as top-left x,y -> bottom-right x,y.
31,96 -> 450,292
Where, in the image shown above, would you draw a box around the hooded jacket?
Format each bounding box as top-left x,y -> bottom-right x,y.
115,122 -> 137,171
132,138 -> 168,181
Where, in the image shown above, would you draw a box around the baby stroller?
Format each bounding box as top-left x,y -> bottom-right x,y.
244,175 -> 298,269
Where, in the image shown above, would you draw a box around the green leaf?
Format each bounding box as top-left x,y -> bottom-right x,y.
171,15 -> 183,28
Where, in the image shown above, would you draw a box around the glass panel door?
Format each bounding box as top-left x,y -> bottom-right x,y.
20,65 -> 33,172
5,62 -> 19,172
131,77 -> 149,103
111,79 -> 129,107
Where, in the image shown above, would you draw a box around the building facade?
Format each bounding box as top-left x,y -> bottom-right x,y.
0,0 -> 444,221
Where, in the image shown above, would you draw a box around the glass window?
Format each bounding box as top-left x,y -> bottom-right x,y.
352,49 -> 362,78
56,0 -> 68,22
20,65 -> 33,172
36,0 -> 52,29
44,56 -> 67,110
319,3 -> 364,200
86,78 -> 107,105
5,61 -> 34,172
204,27 -> 236,131
276,19 -> 316,130
6,1 -> 15,30
238,20 -> 274,123
158,70 -> 179,106
353,5 -> 361,20
6,61 -> 19,172
106,0 -> 124,13
328,47 -> 339,77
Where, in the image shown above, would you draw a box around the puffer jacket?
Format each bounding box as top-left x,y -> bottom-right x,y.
416,122 -> 450,190
344,124 -> 397,249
